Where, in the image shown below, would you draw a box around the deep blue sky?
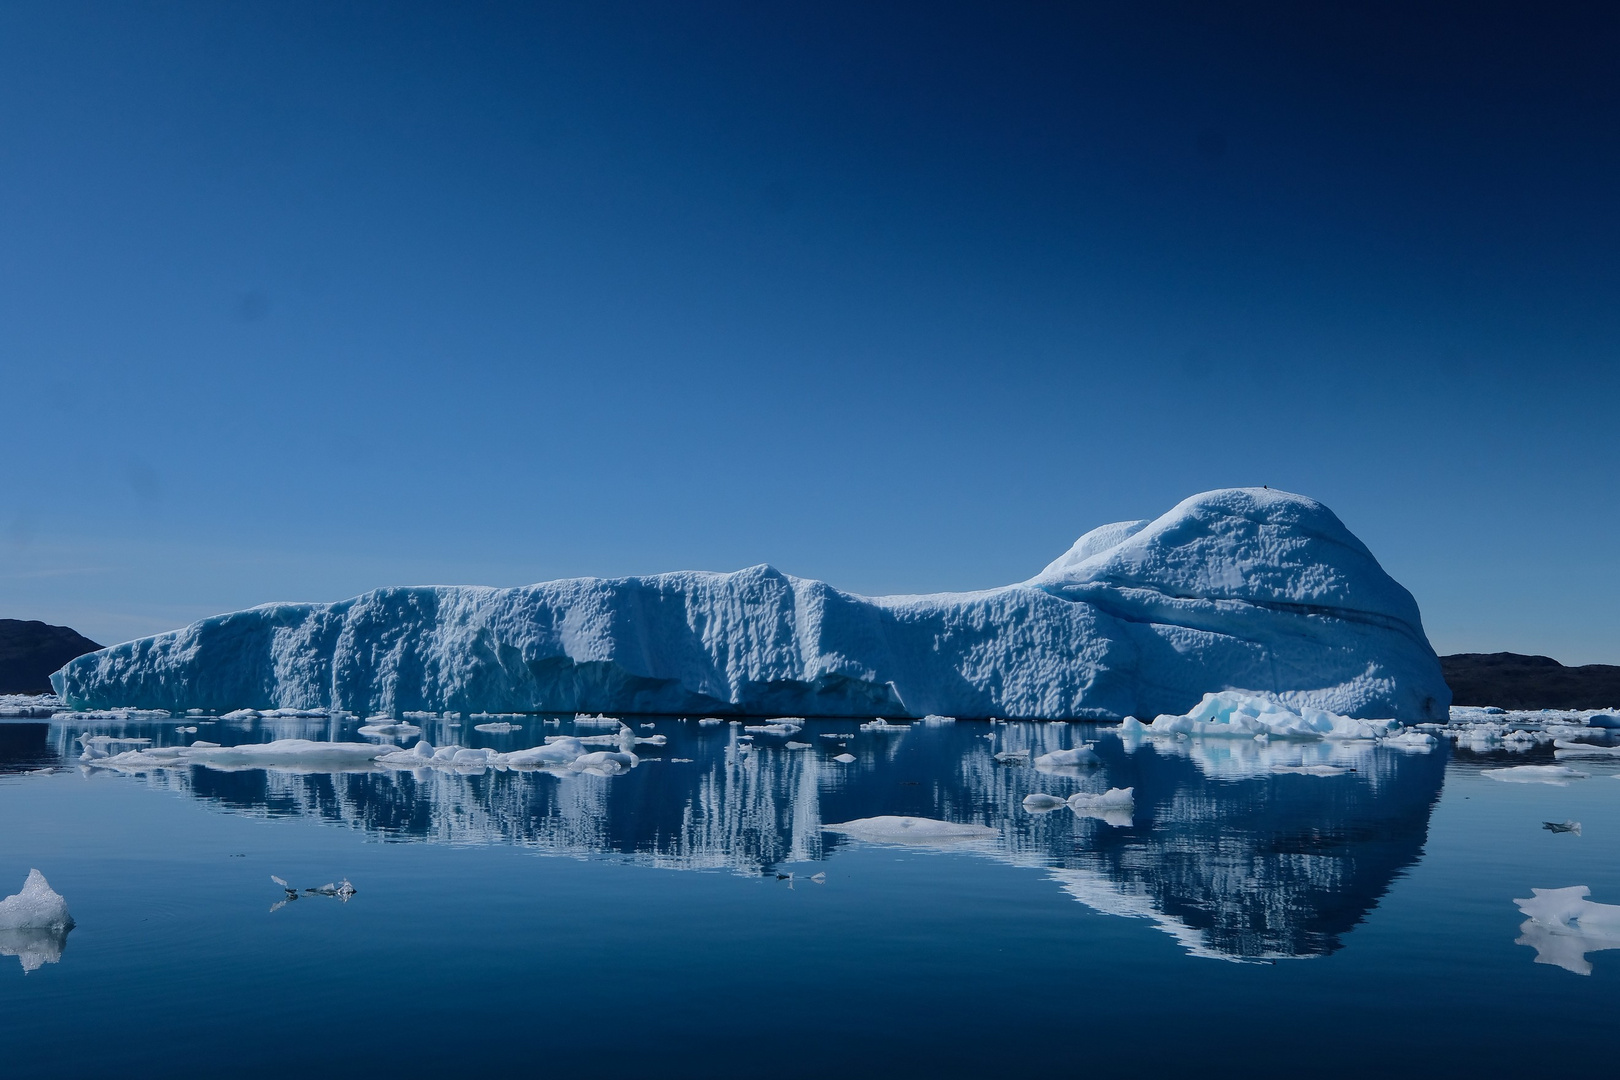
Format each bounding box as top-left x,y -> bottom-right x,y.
2,2 -> 1616,662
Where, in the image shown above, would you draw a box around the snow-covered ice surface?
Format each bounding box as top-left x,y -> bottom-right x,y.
50,488 -> 1449,720
1514,887 -> 1620,975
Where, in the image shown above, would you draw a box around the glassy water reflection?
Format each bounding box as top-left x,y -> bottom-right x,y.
17,715 -> 1446,962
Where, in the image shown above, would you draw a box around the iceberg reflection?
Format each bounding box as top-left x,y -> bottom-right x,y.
23,714 -> 1445,961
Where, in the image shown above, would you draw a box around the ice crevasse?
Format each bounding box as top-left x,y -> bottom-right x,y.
52,488 -> 1451,721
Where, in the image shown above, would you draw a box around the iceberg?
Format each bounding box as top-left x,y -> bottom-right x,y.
1481,765 -> 1589,785
1134,690 -> 1402,740
51,488 -> 1449,721
0,870 -> 75,971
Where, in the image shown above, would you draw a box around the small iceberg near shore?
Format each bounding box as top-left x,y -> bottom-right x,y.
1034,746 -> 1099,769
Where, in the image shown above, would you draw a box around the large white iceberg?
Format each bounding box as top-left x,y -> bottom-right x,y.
52,488 -> 1449,721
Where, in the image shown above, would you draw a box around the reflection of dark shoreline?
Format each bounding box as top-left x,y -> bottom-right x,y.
8,717 -> 1447,961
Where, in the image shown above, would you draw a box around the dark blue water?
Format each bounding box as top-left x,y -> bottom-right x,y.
1,714 -> 1616,1078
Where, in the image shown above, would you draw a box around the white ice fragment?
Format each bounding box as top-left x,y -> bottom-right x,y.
1067,787 -> 1134,811
358,721 -> 423,738
1482,765 -> 1590,785
994,749 -> 1030,763
1382,730 -> 1438,751
1515,886 -> 1620,974
824,816 -> 998,846
859,718 -> 907,733
1034,746 -> 1099,768
784,741 -> 812,750
744,722 -> 801,736
1270,764 -> 1352,776
1022,793 -> 1070,813
1552,740 -> 1620,758
810,872 -> 827,884
921,715 -> 956,725
175,725 -> 198,733
473,722 -> 523,733
831,753 -> 856,764
698,718 -> 726,726
0,870 -> 73,933
1145,691 -> 1399,741
220,709 -> 258,720
86,738 -> 397,773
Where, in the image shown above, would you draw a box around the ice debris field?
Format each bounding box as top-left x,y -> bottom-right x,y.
51,488 -> 1451,721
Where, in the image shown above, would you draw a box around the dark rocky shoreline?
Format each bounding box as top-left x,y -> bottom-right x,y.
0,619 -> 102,694
1440,652 -> 1620,710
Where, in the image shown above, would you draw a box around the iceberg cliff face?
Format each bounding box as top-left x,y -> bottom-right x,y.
52,488 -> 1450,720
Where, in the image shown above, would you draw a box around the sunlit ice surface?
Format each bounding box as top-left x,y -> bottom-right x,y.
2,709 -> 1618,1078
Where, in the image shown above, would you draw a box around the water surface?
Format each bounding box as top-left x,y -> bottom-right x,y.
1,713 -> 1615,1078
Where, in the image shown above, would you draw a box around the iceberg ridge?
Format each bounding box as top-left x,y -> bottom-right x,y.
52,488 -> 1449,721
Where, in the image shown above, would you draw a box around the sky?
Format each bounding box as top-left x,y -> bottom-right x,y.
1,2 -> 1617,662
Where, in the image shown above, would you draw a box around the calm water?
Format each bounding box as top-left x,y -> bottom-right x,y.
1,714 -> 1616,1078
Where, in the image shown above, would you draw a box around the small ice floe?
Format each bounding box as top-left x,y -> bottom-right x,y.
25,768 -> 55,776
1482,765 -> 1590,785
76,734 -> 152,761
85,739 -> 397,773
1382,730 -> 1439,752
994,749 -> 1030,764
859,718 -> 908,733
1033,746 -> 1099,769
1543,820 -> 1582,835
1514,886 -> 1620,975
832,753 -> 856,764
175,725 -> 198,734
0,870 -> 74,974
698,717 -> 726,726
784,741 -> 812,750
220,709 -> 258,720
1135,691 -> 1400,741
1063,788 -> 1135,826
669,757 -> 694,763
745,722 -> 802,736
921,714 -> 956,725
1270,764 -> 1353,777
1552,740 -> 1620,759
358,721 -> 423,739
573,714 -> 623,728
819,733 -> 855,740
824,816 -> 998,847
810,872 -> 827,884
473,722 -> 523,734
1022,793 -> 1070,813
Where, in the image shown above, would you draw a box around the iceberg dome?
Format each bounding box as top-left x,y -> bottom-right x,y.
53,488 -> 1450,720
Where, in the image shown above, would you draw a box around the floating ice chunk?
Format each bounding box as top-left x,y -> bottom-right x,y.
1382,730 -> 1438,751
0,871 -> 73,937
1482,765 -> 1589,785
573,714 -> 623,728
1067,787 -> 1134,811
1145,691 -> 1400,740
175,725 -> 198,733
569,750 -> 638,776
921,715 -> 956,725
810,872 -> 827,884
860,718 -> 907,733
1514,886 -> 1620,974
473,722 -> 523,733
1271,764 -> 1353,776
824,816 -> 998,846
191,740 -> 220,748
1588,713 -> 1620,729
86,739 -> 395,773
994,749 -> 1030,763
698,718 -> 726,726
745,722 -> 801,736
1022,793 -> 1070,813
1034,746 -> 1099,768
1552,740 -> 1620,759
784,741 -> 812,750
1543,821 -> 1582,835
220,709 -> 258,720
832,753 -> 856,764
358,721 -> 422,738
